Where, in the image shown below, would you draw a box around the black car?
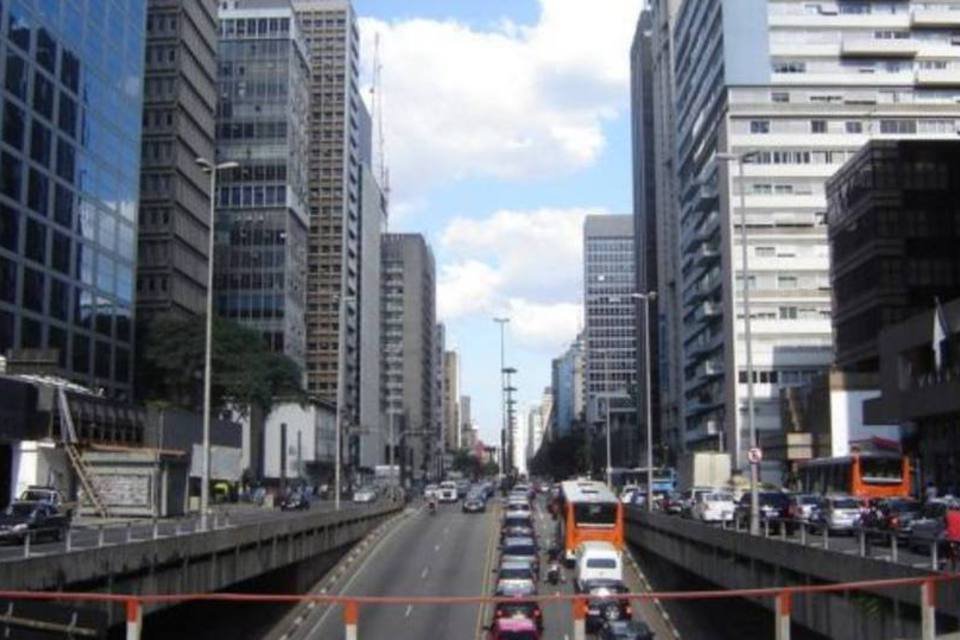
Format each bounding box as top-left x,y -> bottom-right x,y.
279,492 -> 310,511
463,495 -> 486,513
734,492 -> 790,531
0,501 -> 70,543
600,620 -> 656,640
581,579 -> 632,631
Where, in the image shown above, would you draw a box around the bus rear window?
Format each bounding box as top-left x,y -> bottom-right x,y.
586,558 -> 617,569
860,458 -> 903,484
574,503 -> 617,526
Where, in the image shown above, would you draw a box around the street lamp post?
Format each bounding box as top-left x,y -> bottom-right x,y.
196,158 -> 238,532
716,150 -> 760,535
493,317 -> 510,479
630,292 -> 657,512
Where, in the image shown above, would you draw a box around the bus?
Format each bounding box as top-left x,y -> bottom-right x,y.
796,453 -> 911,499
555,480 -> 624,562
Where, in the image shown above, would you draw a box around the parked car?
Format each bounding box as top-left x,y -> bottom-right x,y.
492,583 -> 543,631
505,502 -> 532,518
735,491 -> 790,531
860,498 -> 922,540
19,486 -> 67,511
279,492 -> 311,511
488,617 -> 540,640
908,499 -> 957,554
501,537 -> 540,578
0,501 -> 69,543
692,491 -> 735,523
496,561 -> 537,594
811,495 -> 862,535
599,620 -> 656,640
581,579 -> 632,631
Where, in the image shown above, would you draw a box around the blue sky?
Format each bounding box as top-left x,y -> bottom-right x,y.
354,0 -> 642,447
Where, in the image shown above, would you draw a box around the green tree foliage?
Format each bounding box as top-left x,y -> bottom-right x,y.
136,314 -> 305,414
528,433 -> 589,480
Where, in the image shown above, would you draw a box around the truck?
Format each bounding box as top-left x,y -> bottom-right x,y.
677,452 -> 731,493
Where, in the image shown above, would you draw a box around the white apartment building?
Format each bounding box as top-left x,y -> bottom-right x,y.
671,0 -> 960,478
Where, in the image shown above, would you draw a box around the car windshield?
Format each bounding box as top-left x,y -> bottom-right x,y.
499,567 -> 532,580
498,632 -> 537,640
886,500 -> 920,513
7,504 -> 36,517
832,499 -> 860,509
504,544 -> 536,556
586,558 -> 617,569
504,516 -> 531,527
798,496 -> 819,505
706,493 -> 732,502
21,491 -> 52,501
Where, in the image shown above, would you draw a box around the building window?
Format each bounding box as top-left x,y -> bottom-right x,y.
810,120 -> 827,134
778,276 -> 798,289
771,91 -> 790,103
845,121 -> 863,133
779,306 -> 798,320
750,120 -> 770,134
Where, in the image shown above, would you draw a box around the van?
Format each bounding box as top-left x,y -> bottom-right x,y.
574,541 -> 622,586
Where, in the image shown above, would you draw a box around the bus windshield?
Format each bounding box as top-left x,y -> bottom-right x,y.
574,503 -> 617,526
860,457 -> 903,484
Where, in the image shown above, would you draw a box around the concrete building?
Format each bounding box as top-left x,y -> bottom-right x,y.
629,7 -> 662,462
525,406 -> 543,469
136,1 -> 217,324
380,234 -> 436,484
442,351 -> 460,452
432,323 -> 445,476
0,1 -> 147,398
668,0 -> 960,478
212,1 -> 310,370
646,0 -> 684,459
293,0 -> 366,424
254,400 -> 335,485
460,394 -> 471,436
583,215 -> 639,465
551,333 -> 586,438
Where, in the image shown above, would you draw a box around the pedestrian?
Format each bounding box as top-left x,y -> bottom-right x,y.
946,502 -> 960,573
925,481 -> 938,504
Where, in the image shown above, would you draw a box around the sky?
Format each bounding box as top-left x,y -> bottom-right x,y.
354,0 -> 642,446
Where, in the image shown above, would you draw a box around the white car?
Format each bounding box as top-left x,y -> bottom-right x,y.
423,484 -> 439,500
437,481 -> 458,503
352,487 -> 378,503
620,485 -> 640,504
693,491 -> 735,523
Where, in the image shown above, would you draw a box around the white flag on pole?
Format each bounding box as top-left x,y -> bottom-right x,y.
933,298 -> 950,371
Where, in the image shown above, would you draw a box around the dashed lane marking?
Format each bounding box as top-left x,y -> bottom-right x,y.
421,566 -> 430,579
404,604 -> 414,618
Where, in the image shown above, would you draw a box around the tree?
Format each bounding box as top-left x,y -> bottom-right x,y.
136,314 -> 306,414
451,448 -> 482,479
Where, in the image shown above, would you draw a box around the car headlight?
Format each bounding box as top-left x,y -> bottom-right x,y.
12,524 -> 28,532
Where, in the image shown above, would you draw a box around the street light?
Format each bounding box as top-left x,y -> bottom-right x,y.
629,291 -> 657,512
196,157 -> 238,532
716,150 -> 761,535
333,293 -> 356,511
493,318 -> 510,479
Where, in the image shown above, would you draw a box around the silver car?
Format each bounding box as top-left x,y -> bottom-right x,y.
815,496 -> 862,534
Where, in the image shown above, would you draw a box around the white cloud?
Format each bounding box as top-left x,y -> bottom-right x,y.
437,206 -> 601,350
358,0 -> 642,202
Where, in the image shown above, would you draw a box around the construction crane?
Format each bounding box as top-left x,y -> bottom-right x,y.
369,33 -> 391,207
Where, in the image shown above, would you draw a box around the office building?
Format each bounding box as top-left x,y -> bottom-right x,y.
0,1 -> 147,397
293,0 -> 365,423
827,139 -> 960,373
669,0 -> 960,476
442,350 -> 460,451
525,406 -> 543,467
212,0 -> 310,371
629,7 -> 662,462
460,394 -> 471,436
136,1 -> 217,323
380,233 -> 436,483
583,215 -> 638,465
552,332 -> 585,438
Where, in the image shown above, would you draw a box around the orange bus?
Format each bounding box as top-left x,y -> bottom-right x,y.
555,480 -> 624,562
797,453 -> 911,499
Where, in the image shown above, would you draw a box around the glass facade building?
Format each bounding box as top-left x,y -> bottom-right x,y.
0,0 -> 146,398
213,1 -> 310,371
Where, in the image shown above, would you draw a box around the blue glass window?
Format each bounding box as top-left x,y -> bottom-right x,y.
51,231 -> 70,274
32,72 -> 54,120
48,325 -> 67,367
24,217 -> 45,264
95,297 -> 111,337
2,101 -> 25,149
7,2 -> 32,52
72,332 -> 89,373
22,267 -> 44,312
36,28 -> 57,73
53,184 -> 73,228
20,316 -> 41,348
56,138 -> 75,181
0,203 -> 18,251
0,310 -> 13,354
96,254 -> 113,293
94,340 -> 111,378
29,121 -> 51,166
0,152 -> 22,201
4,54 -> 28,100
58,93 -> 77,137
60,50 -> 80,93
115,346 -> 129,382
27,168 -> 49,215
0,255 -> 16,303
49,276 -> 69,321
74,288 -> 92,328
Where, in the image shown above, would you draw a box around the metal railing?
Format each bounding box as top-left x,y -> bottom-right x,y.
0,573 -> 957,640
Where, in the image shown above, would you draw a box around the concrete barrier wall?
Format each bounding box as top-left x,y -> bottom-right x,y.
625,508 -> 960,640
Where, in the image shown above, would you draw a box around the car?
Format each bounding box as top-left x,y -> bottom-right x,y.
19,486 -> 68,512
786,494 -> 821,524
456,480 -> 471,498
438,481 -> 459,503
620,485 -> 640,504
692,491 -> 735,523
658,491 -> 684,515
680,487 -> 715,518
575,541 -> 623,585
867,498 -> 922,540
581,579 -> 632,631
735,491 -> 790,531
505,501 -> 532,517
501,536 -> 540,578
279,492 -> 311,511
488,616 -> 540,640
492,584 -> 543,632
463,495 -> 486,513
495,561 -> 537,593
599,620 -> 656,640
908,499 -> 958,553
501,524 -> 536,542
352,487 -> 378,503
810,495 -> 862,535
0,501 -> 69,543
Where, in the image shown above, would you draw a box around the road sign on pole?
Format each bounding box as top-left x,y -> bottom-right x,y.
748,447 -> 763,464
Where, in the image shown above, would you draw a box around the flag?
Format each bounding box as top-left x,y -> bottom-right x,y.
933,297 -> 950,371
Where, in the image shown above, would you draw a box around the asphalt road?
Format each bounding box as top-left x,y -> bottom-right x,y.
0,500 -> 367,562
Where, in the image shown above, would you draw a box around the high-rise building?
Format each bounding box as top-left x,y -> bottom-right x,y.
0,1 -> 148,397
629,7 -> 662,463
460,394 -> 471,435
670,0 -> 960,476
525,406 -> 543,468
583,215 -> 638,466
213,0 -> 310,371
551,332 -> 585,438
380,233 -> 435,483
136,1 -> 217,324
293,0 -> 365,421
442,350 -> 460,451
432,323 -> 444,477
646,0 -> 683,459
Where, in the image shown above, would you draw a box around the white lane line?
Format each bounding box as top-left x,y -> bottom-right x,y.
421,566 -> 430,579
434,544 -> 440,552
404,604 -> 413,618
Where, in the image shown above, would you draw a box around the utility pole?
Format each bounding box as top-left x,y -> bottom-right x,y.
493,317 -> 510,479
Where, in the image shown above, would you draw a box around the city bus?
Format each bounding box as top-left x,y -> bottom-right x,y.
555,480 -> 624,562
610,467 -> 677,493
796,453 -> 911,499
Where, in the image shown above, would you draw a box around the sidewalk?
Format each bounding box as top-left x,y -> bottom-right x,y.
72,501 -> 265,528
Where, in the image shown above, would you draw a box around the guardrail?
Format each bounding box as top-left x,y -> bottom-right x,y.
0,574 -> 958,640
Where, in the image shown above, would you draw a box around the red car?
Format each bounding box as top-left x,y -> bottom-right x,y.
489,615 -> 541,639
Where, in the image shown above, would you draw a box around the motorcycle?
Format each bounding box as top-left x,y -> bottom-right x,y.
546,561 -> 561,585
428,500 -> 437,515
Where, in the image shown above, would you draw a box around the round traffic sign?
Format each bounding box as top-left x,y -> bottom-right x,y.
747,447 -> 762,464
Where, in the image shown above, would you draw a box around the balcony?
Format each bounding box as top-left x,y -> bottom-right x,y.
911,8 -> 960,28
914,68 -> 960,87
840,37 -> 917,58
694,243 -> 720,267
694,301 -> 722,323
699,359 -> 724,378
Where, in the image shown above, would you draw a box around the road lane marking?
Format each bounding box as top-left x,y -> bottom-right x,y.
434,544 -> 440,552
474,501 -> 501,639
421,566 -> 430,579
404,604 -> 413,618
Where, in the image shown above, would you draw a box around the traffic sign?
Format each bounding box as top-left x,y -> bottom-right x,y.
747,447 -> 762,464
